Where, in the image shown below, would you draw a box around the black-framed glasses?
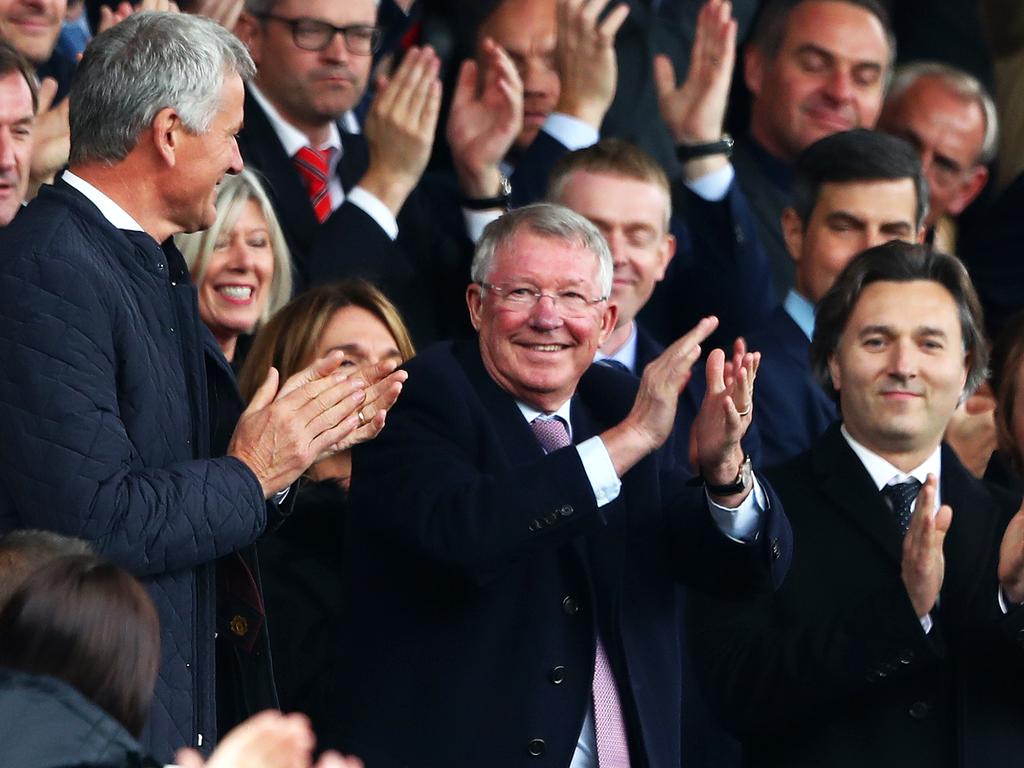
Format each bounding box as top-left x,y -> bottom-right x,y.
479,282 -> 608,316
259,14 -> 382,55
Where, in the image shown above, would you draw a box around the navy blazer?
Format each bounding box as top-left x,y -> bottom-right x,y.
746,305 -> 838,468
327,340 -> 790,768
690,424 -> 1024,767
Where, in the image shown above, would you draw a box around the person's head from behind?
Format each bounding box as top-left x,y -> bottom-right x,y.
236,0 -> 380,138
547,139 -> 675,332
0,0 -> 66,65
878,62 -> 996,228
476,0 -> 557,153
468,203 -> 616,413
176,169 -> 293,362
784,129 -> 926,305
810,241 -> 987,468
989,311 -> 1024,476
239,280 -> 414,488
0,529 -> 93,608
0,554 -> 160,738
745,0 -> 894,164
69,12 -> 254,237
0,39 -> 38,227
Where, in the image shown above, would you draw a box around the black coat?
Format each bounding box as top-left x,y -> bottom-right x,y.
326,340 -> 791,768
0,181 -> 268,762
0,669 -> 161,768
689,424 -> 1024,767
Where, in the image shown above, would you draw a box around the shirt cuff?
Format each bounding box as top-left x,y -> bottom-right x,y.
463,208 -> 503,244
348,186 -> 399,240
542,113 -> 599,152
273,486 -> 290,504
684,163 -> 735,202
706,475 -> 766,543
577,435 -> 622,507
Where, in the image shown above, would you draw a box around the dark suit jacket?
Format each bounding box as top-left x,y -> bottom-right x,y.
689,424 -> 1024,767
327,340 -> 790,768
746,305 -> 838,468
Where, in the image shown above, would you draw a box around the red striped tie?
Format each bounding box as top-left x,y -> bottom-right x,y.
293,145 -> 333,223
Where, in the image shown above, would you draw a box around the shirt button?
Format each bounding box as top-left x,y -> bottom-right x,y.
527,738 -> 545,757
562,596 -> 579,616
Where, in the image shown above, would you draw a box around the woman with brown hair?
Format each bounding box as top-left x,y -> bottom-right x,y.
239,280 -> 414,733
987,310 -> 1024,493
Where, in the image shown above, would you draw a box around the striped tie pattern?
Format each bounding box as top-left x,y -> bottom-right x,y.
293,145 -> 333,223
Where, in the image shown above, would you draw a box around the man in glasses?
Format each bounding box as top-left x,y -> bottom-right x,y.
327,202 -> 791,768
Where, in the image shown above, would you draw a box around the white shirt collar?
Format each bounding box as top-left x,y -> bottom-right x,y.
248,83 -> 343,164
841,424 -> 942,504
516,398 -> 574,441
62,170 -> 145,232
593,323 -> 638,374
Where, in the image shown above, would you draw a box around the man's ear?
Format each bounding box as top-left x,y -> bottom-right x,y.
946,165 -> 989,217
744,45 -> 764,97
654,233 -> 676,283
781,207 -> 805,265
234,12 -> 262,62
151,107 -> 182,167
827,353 -> 842,393
597,302 -> 619,346
466,283 -> 483,331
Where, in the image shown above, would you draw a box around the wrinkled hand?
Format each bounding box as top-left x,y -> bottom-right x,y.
944,388 -> 996,479
694,341 -> 758,493
315,358 -> 406,458
998,501 -> 1024,605
901,475 -> 952,618
447,37 -> 523,198
98,0 -> 179,32
361,46 -> 441,216
27,78 -> 68,199
554,0 -> 629,129
190,0 -> 243,27
227,352 -> 408,497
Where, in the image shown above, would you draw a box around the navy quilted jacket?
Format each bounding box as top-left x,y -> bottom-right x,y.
0,182 -> 268,762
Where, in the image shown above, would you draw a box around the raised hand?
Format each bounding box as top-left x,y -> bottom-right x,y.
998,500 -> 1024,605
554,0 -> 629,129
360,46 -> 442,216
190,0 -> 244,28
175,710 -> 314,768
901,475 -> 952,618
447,37 -> 524,199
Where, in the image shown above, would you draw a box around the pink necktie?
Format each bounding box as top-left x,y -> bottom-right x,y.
530,416 -> 632,768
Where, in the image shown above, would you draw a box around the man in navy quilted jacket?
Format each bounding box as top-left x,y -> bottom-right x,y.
0,12 -> 403,763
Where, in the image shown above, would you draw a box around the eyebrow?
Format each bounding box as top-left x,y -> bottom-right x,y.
794,42 -> 884,69
857,324 -> 949,339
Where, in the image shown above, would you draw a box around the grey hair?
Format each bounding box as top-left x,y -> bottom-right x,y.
69,12 -> 255,166
887,61 -> 999,165
471,204 -> 614,298
175,168 -> 294,327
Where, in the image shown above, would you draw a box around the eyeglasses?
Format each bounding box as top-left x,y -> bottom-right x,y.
259,14 -> 382,55
480,282 -> 607,316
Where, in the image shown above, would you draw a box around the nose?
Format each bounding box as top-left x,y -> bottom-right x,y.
0,129 -> 15,171
522,55 -> 556,98
321,27 -> 351,64
529,293 -> 563,330
823,67 -> 854,104
606,229 -> 627,267
227,138 -> 244,176
888,339 -> 917,381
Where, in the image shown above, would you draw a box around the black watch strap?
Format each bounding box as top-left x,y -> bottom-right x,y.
676,133 -> 734,162
462,174 -> 512,210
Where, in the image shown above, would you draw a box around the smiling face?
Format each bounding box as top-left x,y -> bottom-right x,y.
196,198 -> 275,359
246,0 -> 376,139
786,177 -> 919,303
746,0 -> 890,163
0,0 -> 66,65
478,0 -> 558,152
467,228 -> 616,412
0,69 -> 34,226
554,170 -> 674,328
829,279 -> 968,466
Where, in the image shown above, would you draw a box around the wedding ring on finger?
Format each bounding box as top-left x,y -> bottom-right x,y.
357,409 -> 367,427
736,405 -> 752,417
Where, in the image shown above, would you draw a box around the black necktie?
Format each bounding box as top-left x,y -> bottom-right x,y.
596,358 -> 631,374
882,479 -> 922,536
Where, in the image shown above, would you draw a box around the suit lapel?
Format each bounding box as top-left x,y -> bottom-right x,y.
812,425 -> 903,563
337,130 -> 369,194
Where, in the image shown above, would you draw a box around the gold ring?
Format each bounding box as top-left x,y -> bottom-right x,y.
357,409 -> 367,426
736,405 -> 752,417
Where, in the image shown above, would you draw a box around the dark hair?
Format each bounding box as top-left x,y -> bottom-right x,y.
810,241 -> 987,401
990,310 -> 1024,473
0,530 -> 94,608
791,129 -> 928,230
0,39 -> 39,114
750,0 -> 896,66
0,555 -> 161,737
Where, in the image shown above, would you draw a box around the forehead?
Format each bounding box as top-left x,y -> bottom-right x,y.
490,227 -> 601,284
0,70 -> 33,120
478,0 -> 556,53
887,77 -> 986,153
844,279 -> 962,339
557,170 -> 668,228
781,1 -> 889,65
271,0 -> 377,24
811,177 -> 917,222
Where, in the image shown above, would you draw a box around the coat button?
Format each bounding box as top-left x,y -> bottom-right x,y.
562,596 -> 579,616
897,649 -> 915,664
528,520 -> 539,532
528,738 -> 545,757
550,665 -> 566,684
909,700 -> 930,719
544,512 -> 559,525
230,615 -> 248,637
558,504 -> 574,517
